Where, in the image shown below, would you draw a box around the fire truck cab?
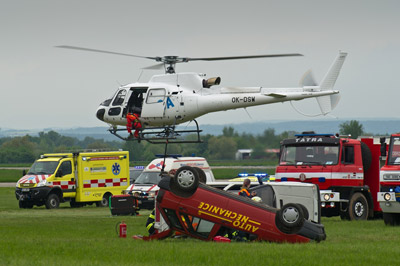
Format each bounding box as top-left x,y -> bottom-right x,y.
276,132 -> 385,220
377,133 -> 400,225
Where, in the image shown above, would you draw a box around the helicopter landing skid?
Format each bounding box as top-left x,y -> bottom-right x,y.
108,120 -> 202,144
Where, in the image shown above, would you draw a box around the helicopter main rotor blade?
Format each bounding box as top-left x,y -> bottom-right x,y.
55,45 -> 157,61
186,53 -> 303,61
141,63 -> 164,70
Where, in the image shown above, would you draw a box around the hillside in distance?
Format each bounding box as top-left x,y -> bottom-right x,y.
1,119 -> 398,141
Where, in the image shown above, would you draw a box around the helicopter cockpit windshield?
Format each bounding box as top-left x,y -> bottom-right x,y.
112,89 -> 127,106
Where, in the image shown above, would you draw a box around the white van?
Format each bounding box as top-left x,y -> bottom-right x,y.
125,156 -> 214,209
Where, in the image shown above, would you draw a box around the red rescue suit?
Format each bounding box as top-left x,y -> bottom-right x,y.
126,113 -> 142,138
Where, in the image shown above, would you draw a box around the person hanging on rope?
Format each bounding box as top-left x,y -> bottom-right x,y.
126,113 -> 142,139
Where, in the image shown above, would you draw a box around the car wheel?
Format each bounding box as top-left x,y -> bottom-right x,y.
297,204 -> 309,220
275,203 -> 304,234
348,193 -> 369,220
193,167 -> 207,184
174,166 -> 199,192
45,194 -> 60,209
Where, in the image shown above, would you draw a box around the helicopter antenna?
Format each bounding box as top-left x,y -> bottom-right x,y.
137,69 -> 144,82
243,108 -> 253,119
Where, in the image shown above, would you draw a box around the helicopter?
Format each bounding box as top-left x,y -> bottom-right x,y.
56,46 -> 347,143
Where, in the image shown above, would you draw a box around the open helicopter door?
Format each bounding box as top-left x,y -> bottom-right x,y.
141,88 -> 166,118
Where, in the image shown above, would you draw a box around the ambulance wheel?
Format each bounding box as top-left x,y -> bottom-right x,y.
193,167 -> 207,184
174,166 -> 199,192
70,200 -> 83,208
19,200 -> 33,209
45,194 -> 60,209
96,193 -> 111,207
348,193 -> 369,220
275,203 -> 304,234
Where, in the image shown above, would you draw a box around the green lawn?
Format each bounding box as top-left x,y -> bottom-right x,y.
0,169 -> 25,182
1,187 -> 399,265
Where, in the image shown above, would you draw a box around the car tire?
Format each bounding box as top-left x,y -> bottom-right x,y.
348,193 -> 369,220
169,166 -> 200,198
275,203 -> 305,234
298,204 -> 309,220
45,194 -> 60,209
174,166 -> 199,192
193,167 -> 207,184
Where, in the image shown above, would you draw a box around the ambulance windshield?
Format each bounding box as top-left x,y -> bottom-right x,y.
280,144 -> 339,165
134,172 -> 162,184
28,161 -> 59,175
387,137 -> 400,165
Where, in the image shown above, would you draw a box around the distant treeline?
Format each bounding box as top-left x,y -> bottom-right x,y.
0,120 -> 367,164
0,128 -> 294,164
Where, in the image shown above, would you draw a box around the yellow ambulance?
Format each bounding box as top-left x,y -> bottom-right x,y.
15,151 -> 129,209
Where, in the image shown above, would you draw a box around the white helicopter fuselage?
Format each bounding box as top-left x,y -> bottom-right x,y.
96,52 -> 347,129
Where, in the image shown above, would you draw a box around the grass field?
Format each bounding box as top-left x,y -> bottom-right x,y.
1,187 -> 399,265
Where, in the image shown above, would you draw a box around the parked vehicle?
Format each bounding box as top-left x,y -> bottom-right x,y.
144,166 -> 326,243
249,182 -> 321,223
125,156 -> 214,209
16,151 -> 129,209
276,132 -> 388,220
377,133 -> 400,225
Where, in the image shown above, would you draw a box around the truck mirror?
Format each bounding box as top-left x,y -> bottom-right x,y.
22,170 -> 26,176
56,170 -> 63,177
380,137 -> 387,157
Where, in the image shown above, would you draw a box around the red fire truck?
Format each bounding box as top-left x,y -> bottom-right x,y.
276,132 -> 387,220
377,133 -> 400,225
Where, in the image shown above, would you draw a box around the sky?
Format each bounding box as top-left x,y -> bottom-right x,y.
1,0 -> 399,130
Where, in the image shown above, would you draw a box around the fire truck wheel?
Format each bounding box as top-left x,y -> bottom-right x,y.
348,193 -> 369,220
275,203 -> 304,234
174,166 -> 200,192
193,167 -> 207,184
97,193 -> 111,207
45,194 -> 60,209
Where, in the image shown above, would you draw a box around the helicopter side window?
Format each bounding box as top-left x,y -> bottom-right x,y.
146,88 -> 165,104
112,90 -> 127,106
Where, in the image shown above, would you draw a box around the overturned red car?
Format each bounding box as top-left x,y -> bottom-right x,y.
145,166 -> 326,243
